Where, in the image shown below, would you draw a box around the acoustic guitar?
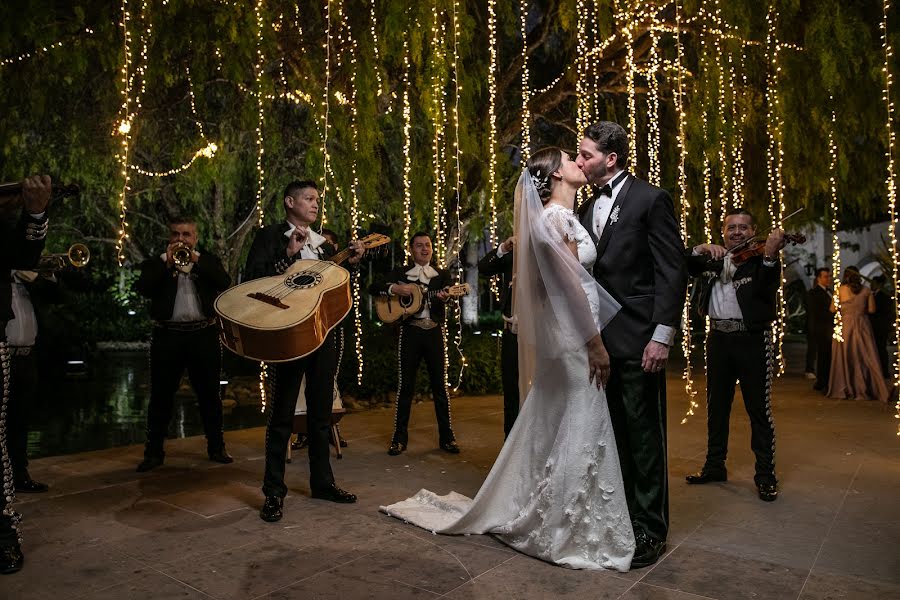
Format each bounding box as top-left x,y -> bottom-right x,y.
375,282 -> 471,324
215,233 -> 390,362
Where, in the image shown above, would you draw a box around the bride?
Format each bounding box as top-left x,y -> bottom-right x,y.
381,147 -> 635,572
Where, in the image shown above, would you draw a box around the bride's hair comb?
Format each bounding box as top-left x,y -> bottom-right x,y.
530,168 -> 551,197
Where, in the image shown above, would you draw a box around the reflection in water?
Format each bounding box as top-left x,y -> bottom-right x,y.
27,351 -> 266,458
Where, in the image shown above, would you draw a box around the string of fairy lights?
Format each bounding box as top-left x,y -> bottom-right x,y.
828,100 -> 844,344
879,0 -> 900,434
520,0 -> 531,156
486,0 -> 500,300
401,37 -> 413,263
0,27 -> 95,68
449,0 -> 467,391
253,0 -> 266,226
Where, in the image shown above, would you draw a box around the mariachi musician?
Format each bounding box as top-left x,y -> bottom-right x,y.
244,180 -> 364,523
370,232 -> 459,456
684,207 -> 786,503
135,216 -> 232,473
0,174 -> 52,575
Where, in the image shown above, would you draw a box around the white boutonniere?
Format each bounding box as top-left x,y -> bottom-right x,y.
609,205 -> 620,224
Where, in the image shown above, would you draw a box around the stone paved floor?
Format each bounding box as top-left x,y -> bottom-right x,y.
2,373 -> 899,599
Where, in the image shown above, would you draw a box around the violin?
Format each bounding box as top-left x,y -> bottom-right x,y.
726,232 -> 806,265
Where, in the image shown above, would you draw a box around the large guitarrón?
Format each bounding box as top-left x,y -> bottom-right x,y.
216,233 -> 389,362
216,259 -> 350,362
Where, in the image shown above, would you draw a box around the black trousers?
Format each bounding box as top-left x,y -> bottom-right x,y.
704,330 -> 777,486
392,325 -> 454,446
501,330 -> 519,438
805,330 -> 816,373
8,351 -> 38,479
606,358 -> 668,543
813,331 -> 832,390
146,325 -> 224,455
873,327 -> 890,379
263,332 -> 337,498
0,342 -> 21,547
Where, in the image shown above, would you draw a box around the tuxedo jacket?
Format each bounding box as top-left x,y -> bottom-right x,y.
135,248 -> 231,322
370,264 -> 452,325
1,210 -> 48,326
578,174 -> 688,359
477,247 -> 513,319
686,253 -> 781,332
806,286 -> 834,340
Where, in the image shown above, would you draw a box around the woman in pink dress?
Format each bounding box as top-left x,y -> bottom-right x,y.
827,268 -> 891,402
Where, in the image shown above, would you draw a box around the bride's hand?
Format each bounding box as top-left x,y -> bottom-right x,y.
587,334 -> 610,389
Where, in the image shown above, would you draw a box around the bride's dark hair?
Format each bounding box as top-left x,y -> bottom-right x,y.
526,147 -> 563,204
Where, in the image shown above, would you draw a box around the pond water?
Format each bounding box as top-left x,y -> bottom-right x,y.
26,351 -> 267,459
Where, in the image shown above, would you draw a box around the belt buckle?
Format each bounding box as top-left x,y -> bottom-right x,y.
713,319 -> 743,333
410,318 -> 438,330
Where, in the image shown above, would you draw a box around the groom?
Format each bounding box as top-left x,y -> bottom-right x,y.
576,121 -> 688,568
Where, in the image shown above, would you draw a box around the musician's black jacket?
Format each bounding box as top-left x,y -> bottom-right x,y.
477,247 -> 513,319
687,252 -> 781,331
1,210 -> 47,325
245,222 -> 342,281
370,264 -> 452,325
135,248 -> 231,321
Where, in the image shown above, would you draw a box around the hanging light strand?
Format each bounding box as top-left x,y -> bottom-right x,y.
520,0 -> 531,156
368,0 -> 385,100
114,0 -> 135,266
675,0 -> 699,423
647,10 -> 661,186
450,0 -> 466,391
253,0 -> 266,226
0,27 -> 95,68
431,0 -> 447,262
401,37 -> 413,263
129,142 -> 218,177
879,0 -> 900,432
487,0 -> 500,299
829,100 -> 844,344
320,0 -> 332,228
766,2 -> 787,375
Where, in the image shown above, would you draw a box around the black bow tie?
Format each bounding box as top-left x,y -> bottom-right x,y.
598,183 -> 613,198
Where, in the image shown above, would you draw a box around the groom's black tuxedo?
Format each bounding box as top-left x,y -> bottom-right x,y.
578,175 -> 687,359
577,172 -> 687,550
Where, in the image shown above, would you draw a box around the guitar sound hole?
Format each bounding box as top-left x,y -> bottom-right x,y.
286,272 -> 323,289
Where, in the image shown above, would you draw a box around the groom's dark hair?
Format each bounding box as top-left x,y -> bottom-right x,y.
584,121 -> 629,169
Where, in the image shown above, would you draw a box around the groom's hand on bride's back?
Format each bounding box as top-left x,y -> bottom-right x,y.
587,335 -> 610,389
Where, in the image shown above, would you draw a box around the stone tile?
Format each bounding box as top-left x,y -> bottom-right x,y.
156,480 -> 260,517
74,570 -> 213,600
642,545 -> 807,600
328,535 -> 516,595
798,569 -> 900,600
813,520 -> 900,585
0,542 -> 144,599
680,520 -> 823,570
158,539 -> 353,600
619,583 -> 721,600
262,568 -> 439,599
110,509 -> 264,566
443,554 -> 632,599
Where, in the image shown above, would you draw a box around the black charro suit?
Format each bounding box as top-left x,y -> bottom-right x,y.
578,172 -> 688,545
0,209 -> 47,551
370,264 -> 456,447
806,286 -> 833,389
687,252 -> 780,487
135,247 -> 231,458
244,223 -> 342,498
477,246 -> 518,437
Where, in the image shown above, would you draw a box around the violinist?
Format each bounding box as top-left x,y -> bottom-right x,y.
684,208 -> 786,502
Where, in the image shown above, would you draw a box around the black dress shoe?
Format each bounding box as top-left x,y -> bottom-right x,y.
291,435 -> 309,450
0,544 -> 23,575
136,455 -> 164,472
387,442 -> 406,456
338,437 -> 349,448
439,440 -> 461,454
260,495 -> 284,522
311,484 -> 357,504
757,482 -> 778,502
685,470 -> 727,484
631,533 -> 666,568
208,447 -> 234,464
14,478 -> 49,493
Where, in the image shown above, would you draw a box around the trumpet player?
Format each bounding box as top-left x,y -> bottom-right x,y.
135,216 -> 232,472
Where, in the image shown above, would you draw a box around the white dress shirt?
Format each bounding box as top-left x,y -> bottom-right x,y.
6,271 -> 38,346
160,251 -> 206,322
283,223 -> 327,260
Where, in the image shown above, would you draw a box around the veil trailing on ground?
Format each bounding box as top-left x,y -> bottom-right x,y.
513,169 -> 620,404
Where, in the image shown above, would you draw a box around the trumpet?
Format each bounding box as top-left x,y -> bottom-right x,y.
33,243 -> 91,272
171,242 -> 193,267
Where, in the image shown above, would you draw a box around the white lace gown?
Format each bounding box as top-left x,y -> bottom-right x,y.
380,204 -> 636,572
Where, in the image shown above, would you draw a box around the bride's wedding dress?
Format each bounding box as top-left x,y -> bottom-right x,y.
380,174 -> 635,572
